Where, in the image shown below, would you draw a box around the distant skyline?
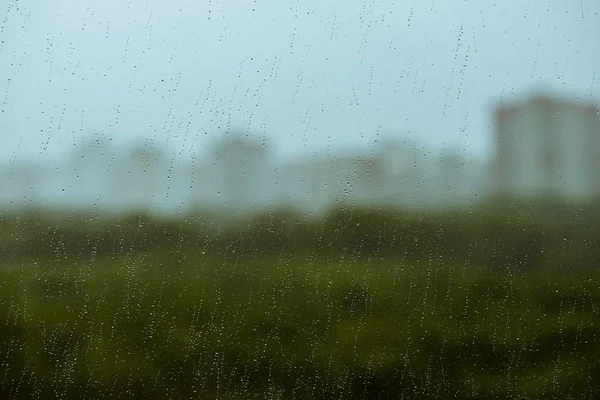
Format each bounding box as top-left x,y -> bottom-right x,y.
1,0 -> 599,166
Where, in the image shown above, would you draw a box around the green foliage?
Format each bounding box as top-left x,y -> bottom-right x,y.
0,200 -> 598,397
2,199 -> 599,272
0,253 -> 598,398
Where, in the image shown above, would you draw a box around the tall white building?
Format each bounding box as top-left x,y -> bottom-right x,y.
493,95 -> 600,201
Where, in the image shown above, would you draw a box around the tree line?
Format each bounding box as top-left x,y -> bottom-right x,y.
1,197 -> 599,271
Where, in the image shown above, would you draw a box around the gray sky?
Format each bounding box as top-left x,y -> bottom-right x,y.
1,0 -> 599,165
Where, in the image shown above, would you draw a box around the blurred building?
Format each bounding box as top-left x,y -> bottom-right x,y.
11,93 -> 600,217
425,149 -> 487,208
197,133 -> 276,213
0,163 -> 39,209
273,136 -> 486,213
0,131 -> 489,215
376,137 -> 426,207
493,95 -> 600,200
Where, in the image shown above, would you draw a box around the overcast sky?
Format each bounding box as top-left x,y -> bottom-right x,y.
1,0 -> 599,165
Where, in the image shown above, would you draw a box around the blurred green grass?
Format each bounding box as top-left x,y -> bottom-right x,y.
1,250 -> 598,398
1,200 -> 599,398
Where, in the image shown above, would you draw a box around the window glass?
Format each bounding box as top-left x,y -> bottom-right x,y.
1,0 -> 599,398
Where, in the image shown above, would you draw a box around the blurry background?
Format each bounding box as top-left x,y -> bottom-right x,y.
1,0 -> 599,217
1,0 -> 600,399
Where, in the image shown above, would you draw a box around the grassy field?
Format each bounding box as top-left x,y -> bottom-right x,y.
1,247 -> 599,399
0,202 -> 599,398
